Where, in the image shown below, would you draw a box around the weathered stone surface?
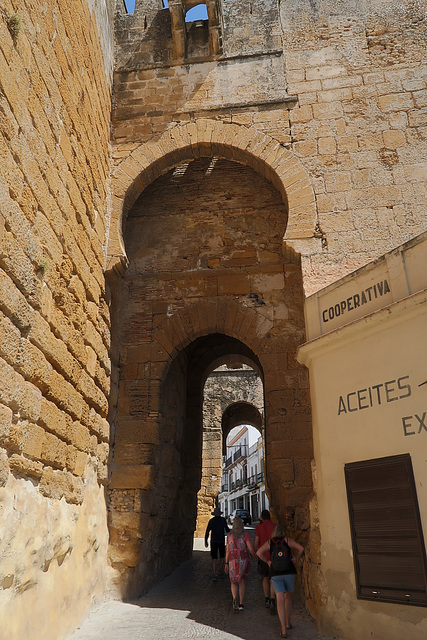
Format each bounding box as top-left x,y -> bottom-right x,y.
109,464 -> 154,490
0,447 -> 9,486
0,467 -> 109,640
1,0 -> 427,638
0,403 -> 13,443
0,1 -> 114,638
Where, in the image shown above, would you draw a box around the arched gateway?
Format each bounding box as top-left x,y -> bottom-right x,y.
107,120 -> 319,275
106,120 -> 319,603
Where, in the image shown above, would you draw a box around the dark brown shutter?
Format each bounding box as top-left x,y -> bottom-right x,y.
345,454 -> 427,606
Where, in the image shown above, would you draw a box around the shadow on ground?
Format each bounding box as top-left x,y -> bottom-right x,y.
67,536 -> 337,640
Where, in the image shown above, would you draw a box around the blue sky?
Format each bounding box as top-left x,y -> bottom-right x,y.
125,1 -> 208,20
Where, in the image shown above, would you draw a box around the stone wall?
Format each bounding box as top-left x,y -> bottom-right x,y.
112,0 -> 292,144
0,2 -> 114,638
108,0 -> 427,623
281,0 -> 427,292
112,0 -> 427,296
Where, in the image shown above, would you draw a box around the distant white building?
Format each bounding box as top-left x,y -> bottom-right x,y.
218,425 -> 268,522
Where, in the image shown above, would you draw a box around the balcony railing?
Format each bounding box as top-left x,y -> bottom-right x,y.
233,447 -> 242,462
222,470 -> 265,494
226,478 -> 248,493
247,471 -> 264,487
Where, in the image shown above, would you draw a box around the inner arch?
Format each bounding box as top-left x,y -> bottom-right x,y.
222,401 -> 263,447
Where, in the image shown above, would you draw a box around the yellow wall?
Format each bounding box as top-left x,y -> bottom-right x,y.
299,233 -> 427,640
0,2 -> 114,637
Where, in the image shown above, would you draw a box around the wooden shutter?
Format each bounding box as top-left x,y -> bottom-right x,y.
345,454 -> 427,606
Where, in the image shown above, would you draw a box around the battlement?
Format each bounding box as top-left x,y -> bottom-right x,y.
114,0 -> 281,68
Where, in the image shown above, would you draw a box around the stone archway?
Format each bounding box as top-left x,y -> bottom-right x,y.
107,147 -> 313,602
106,119 -> 320,278
222,401 -> 264,448
196,365 -> 264,536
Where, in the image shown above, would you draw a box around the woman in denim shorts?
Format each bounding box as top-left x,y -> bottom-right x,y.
256,523 -> 304,638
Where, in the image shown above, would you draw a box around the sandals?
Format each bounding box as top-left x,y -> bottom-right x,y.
280,621 -> 293,636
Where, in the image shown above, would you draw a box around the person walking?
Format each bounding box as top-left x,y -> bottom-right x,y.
256,522 -> 304,637
254,509 -> 276,611
204,507 -> 229,581
224,516 -> 256,612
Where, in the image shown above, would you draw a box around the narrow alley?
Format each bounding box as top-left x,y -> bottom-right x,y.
66,538 -> 337,640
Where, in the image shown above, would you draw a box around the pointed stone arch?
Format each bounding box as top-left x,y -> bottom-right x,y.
107,119 -> 318,276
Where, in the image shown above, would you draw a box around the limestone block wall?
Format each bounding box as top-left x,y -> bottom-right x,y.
107,0 -> 427,625
221,0 -> 281,57
113,0 -> 291,145
281,0 -> 427,292
0,2 -> 114,638
113,0 -> 427,296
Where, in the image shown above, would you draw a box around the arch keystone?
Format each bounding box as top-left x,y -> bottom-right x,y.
194,118 -> 214,146
178,124 -> 193,148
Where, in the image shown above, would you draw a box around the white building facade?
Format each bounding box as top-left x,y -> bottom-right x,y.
218,426 -> 269,522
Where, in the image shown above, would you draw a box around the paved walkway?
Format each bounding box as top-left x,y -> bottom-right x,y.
67,536 -> 335,640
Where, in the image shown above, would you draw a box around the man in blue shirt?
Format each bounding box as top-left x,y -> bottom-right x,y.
204,507 -> 230,581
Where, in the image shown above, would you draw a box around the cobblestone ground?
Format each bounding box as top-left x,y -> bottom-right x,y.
67,536 -> 337,640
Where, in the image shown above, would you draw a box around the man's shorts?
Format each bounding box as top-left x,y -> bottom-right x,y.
210,542 -> 225,559
257,558 -> 270,578
271,573 -> 296,593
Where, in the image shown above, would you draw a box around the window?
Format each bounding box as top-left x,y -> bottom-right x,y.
345,454 -> 427,606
